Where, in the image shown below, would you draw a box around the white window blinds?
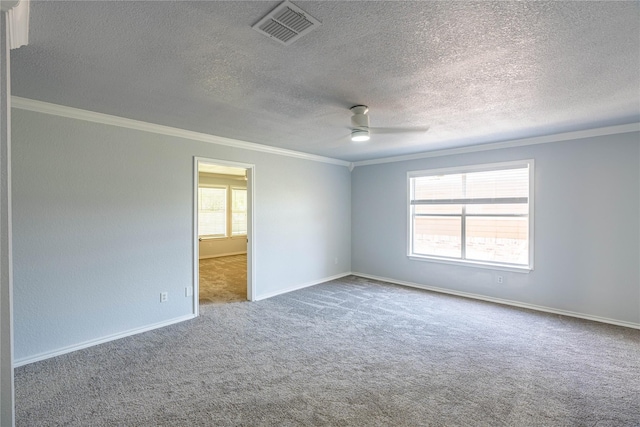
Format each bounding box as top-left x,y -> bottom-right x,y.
198,187 -> 227,237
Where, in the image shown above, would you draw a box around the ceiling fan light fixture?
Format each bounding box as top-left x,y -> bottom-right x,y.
351,128 -> 370,142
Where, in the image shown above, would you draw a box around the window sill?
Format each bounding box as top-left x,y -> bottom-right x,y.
408,255 -> 532,273
199,235 -> 247,241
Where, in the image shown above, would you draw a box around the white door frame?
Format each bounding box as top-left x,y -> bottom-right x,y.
193,157 -> 256,316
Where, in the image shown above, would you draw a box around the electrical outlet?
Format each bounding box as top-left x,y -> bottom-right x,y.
334,257 -> 338,265
496,275 -> 504,284
185,287 -> 193,297
160,292 -> 168,303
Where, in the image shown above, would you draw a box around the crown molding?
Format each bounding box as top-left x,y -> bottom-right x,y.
3,0 -> 29,49
12,97 -> 638,169
11,96 -> 351,167
353,123 -> 640,167
0,0 -> 20,12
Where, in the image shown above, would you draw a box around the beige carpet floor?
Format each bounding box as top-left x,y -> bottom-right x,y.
199,254 -> 247,304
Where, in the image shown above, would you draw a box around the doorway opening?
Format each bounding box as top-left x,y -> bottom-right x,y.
193,158 -> 255,315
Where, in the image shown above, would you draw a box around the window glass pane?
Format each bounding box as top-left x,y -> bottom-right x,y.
466,203 -> 528,215
465,167 -> 529,199
413,216 -> 461,258
465,217 -> 528,264
231,188 -> 247,235
199,187 -> 226,236
413,174 -> 463,200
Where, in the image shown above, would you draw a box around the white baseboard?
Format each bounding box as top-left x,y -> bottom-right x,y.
254,272 -> 352,301
352,272 -> 640,330
16,272 -> 636,367
14,314 -> 197,367
199,251 -> 247,260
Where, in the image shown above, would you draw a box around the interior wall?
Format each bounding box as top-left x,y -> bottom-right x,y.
11,108 -> 352,364
198,173 -> 247,259
352,131 -> 640,326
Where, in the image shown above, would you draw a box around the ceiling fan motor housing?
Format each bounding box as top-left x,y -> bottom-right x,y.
350,105 -> 370,129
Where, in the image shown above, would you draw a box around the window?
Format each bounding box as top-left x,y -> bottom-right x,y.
408,160 -> 533,270
198,185 -> 247,238
198,187 -> 227,237
231,188 -> 247,236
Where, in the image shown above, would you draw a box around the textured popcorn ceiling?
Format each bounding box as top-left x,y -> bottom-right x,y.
10,1 -> 640,162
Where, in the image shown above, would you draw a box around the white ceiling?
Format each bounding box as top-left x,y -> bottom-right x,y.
10,1 -> 640,162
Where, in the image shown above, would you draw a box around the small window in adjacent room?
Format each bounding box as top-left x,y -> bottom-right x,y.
231,188 -> 247,236
408,160 -> 534,270
198,187 -> 227,237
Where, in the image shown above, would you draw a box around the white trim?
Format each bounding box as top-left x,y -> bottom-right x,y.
352,272 -> 640,330
406,158 -> 534,178
253,272 -> 352,301
193,158 -> 200,316
0,12 -> 15,425
353,123 -> 640,167
199,251 -> 247,260
246,166 -> 255,301
5,0 -> 28,49
12,98 -> 638,170
407,256 -> 532,273
198,235 -> 230,241
528,159 -> 535,270
11,96 -> 350,167
13,270 -> 638,367
13,314 -> 196,367
0,1 -> 20,12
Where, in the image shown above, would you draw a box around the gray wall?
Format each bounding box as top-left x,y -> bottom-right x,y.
10,105 -> 639,366
11,109 -> 352,363
352,131 -> 640,325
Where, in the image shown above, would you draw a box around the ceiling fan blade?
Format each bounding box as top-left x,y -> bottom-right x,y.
370,126 -> 430,135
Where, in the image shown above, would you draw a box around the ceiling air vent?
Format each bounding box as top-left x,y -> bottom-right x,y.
252,1 -> 321,46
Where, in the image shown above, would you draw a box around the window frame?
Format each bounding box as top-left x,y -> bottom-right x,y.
407,159 -> 534,272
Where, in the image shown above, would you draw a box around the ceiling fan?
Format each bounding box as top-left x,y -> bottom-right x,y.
349,105 -> 429,142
